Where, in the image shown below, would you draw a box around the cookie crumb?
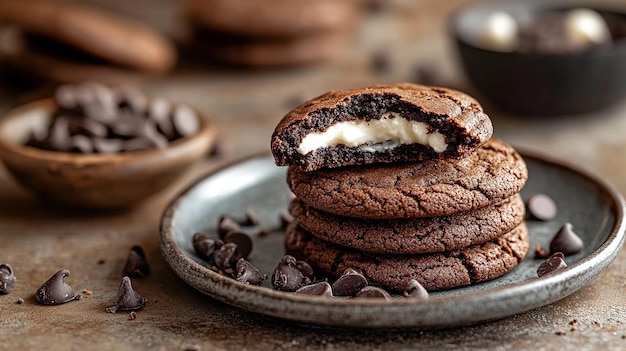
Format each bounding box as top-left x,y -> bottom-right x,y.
16,297 -> 24,304
97,259 -> 106,265
128,311 -> 137,320
534,244 -> 549,259
555,331 -> 567,336
82,289 -> 93,295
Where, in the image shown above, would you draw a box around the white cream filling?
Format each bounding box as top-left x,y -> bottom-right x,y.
297,112 -> 447,155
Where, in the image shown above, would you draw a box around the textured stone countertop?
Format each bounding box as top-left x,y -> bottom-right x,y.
1,0 -> 626,350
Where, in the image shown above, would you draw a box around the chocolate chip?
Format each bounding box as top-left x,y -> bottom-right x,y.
537,252 -> 568,277
192,232 -> 223,261
115,87 -> 147,115
295,260 -> 315,281
123,137 -> 160,152
271,255 -> 310,292
123,246 -> 150,278
403,279 -> 429,299
92,137 -> 124,154
0,263 -> 16,294
214,242 -> 241,273
223,231 -> 253,259
549,223 -> 584,255
105,276 -> 146,313
69,135 -> 94,154
355,286 -> 391,299
242,209 -> 260,226
371,47 -> 392,73
55,84 -> 78,109
35,269 -> 78,305
527,194 -> 557,221
171,104 -> 199,138
332,268 -> 368,297
48,117 -> 71,152
218,215 -> 241,239
235,258 -> 264,285
295,282 -> 333,296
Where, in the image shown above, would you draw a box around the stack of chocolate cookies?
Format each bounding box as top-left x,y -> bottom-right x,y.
182,0 -> 360,67
271,83 -> 530,292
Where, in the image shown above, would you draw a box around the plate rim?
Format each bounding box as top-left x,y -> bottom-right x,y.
160,151 -> 626,328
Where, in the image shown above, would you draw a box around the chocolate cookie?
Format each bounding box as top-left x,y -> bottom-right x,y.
0,0 -> 176,78
183,0 -> 359,39
285,221 -> 529,292
290,194 -> 525,254
187,30 -> 350,67
272,83 -> 493,171
288,138 -> 527,219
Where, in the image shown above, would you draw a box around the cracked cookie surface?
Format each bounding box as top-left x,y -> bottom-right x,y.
287,138 -> 527,219
290,194 -> 525,254
285,221 -> 529,292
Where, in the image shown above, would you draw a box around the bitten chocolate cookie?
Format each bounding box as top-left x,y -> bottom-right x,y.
272,83 -> 493,171
285,221 -> 529,292
288,138 -> 527,219
290,194 -> 525,254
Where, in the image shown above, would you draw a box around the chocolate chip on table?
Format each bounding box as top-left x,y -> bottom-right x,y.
403,279 -> 429,299
332,268 -> 368,297
235,258 -> 264,285
122,245 -> 150,278
105,276 -> 146,313
355,286 -> 391,300
223,231 -> 253,259
295,282 -> 333,297
271,255 -> 311,292
214,242 -> 242,274
192,232 -> 223,261
550,223 -> 584,255
537,252 -> 568,277
35,269 -> 79,305
526,194 -> 557,221
0,263 -> 16,294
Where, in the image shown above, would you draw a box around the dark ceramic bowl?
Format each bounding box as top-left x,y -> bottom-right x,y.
0,99 -> 216,209
451,1 -> 626,115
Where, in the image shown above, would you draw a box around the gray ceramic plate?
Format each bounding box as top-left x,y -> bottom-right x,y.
160,152 -> 625,328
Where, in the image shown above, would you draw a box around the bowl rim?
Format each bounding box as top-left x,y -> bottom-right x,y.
449,0 -> 626,58
0,98 -> 216,165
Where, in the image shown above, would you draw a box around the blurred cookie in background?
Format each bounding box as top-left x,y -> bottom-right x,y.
0,0 -> 177,85
181,0 -> 362,68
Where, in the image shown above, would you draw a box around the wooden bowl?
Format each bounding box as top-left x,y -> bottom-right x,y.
0,99 -> 216,209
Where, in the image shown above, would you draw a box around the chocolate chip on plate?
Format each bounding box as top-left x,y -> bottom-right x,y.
403,279 -> 429,299
105,276 -> 146,313
271,255 -> 311,292
35,269 -> 79,305
235,258 -> 264,285
537,252 -> 568,277
192,232 -> 223,261
214,242 -> 242,274
526,194 -> 557,221
549,223 -> 584,255
332,268 -> 368,297
295,282 -> 333,297
123,245 -> 150,278
355,286 -> 391,300
223,231 -> 253,259
218,215 -> 241,239
295,260 -> 315,281
0,263 -> 16,294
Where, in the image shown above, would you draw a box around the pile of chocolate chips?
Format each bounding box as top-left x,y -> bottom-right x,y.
25,82 -> 200,154
194,210 -> 430,299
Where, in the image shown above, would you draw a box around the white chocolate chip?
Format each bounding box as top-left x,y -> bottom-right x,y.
480,11 -> 519,52
565,8 -> 612,50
